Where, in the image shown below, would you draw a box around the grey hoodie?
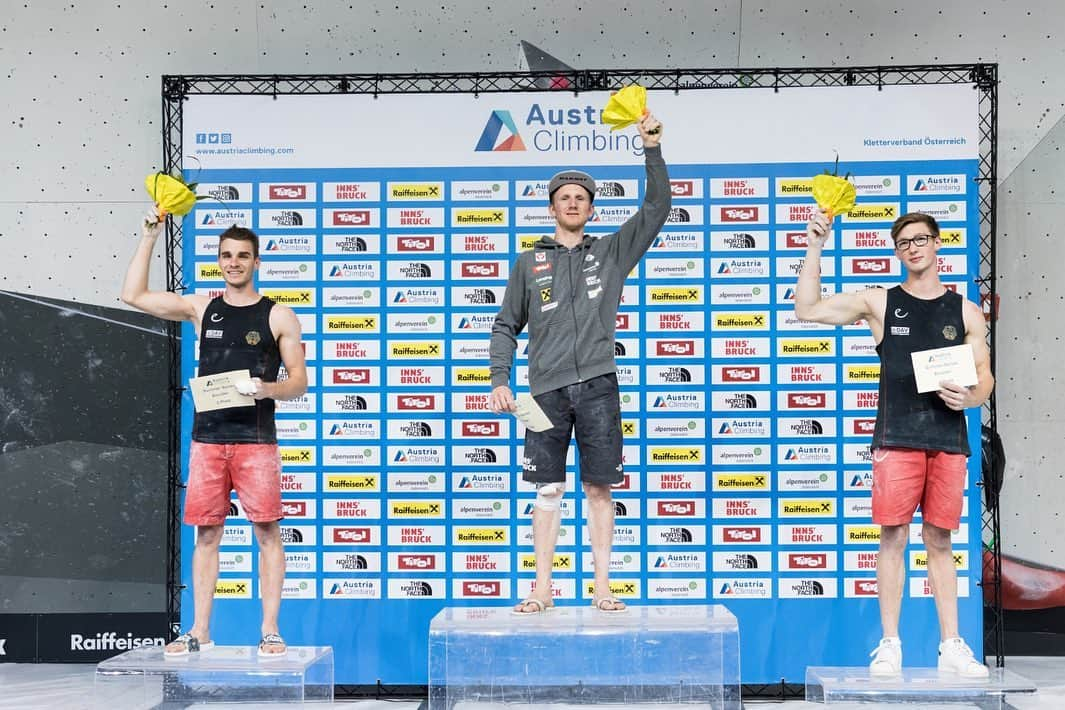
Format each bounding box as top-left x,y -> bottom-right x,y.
490,146 -> 671,396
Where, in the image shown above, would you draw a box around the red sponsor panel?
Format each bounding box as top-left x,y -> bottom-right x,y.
461,421 -> 500,437
269,185 -> 307,200
850,258 -> 892,274
396,395 -> 437,410
786,232 -> 809,249
397,236 -> 436,252
658,501 -> 696,516
281,501 -> 307,517
462,581 -> 502,597
461,262 -> 500,278
656,340 -> 694,356
724,527 -> 761,543
670,180 -> 695,197
333,527 -> 371,543
852,419 -> 876,435
332,210 -> 371,226
787,393 -> 827,409
397,554 -> 437,571
788,553 -> 828,569
852,579 -> 879,596
721,366 -> 761,383
333,368 -> 371,385
720,206 -> 759,222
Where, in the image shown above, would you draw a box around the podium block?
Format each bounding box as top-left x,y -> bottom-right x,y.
94,645 -> 333,706
805,666 -> 1038,707
429,605 -> 740,709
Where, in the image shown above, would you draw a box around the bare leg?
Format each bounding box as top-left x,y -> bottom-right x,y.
876,524 -> 908,638
254,520 -> 285,644
923,523 -> 959,641
584,482 -> 623,610
515,490 -> 562,612
165,525 -> 222,653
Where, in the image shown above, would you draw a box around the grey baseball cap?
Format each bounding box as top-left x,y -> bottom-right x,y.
547,170 -> 596,200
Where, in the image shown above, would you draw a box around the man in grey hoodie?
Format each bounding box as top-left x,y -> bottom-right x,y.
489,113 -> 670,614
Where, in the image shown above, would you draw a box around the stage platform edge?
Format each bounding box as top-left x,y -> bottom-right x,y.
93,644 -> 334,706
805,665 -> 1038,706
429,604 -> 741,709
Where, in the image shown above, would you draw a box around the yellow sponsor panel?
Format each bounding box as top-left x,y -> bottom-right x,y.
777,178 -> 814,195
846,525 -> 882,543
714,473 -> 770,490
648,286 -> 703,304
389,500 -> 445,517
779,339 -> 834,356
584,580 -> 640,598
519,235 -> 541,251
389,182 -> 443,200
454,208 -> 507,226
325,474 -> 379,492
780,499 -> 836,517
520,554 -> 573,571
622,419 -> 639,437
390,341 -> 444,358
262,289 -> 315,307
326,315 -> 379,333
912,550 -> 968,570
650,447 -> 704,464
454,527 -> 508,545
843,203 -> 899,221
280,447 -> 315,465
715,312 -> 769,329
845,365 -> 881,382
198,263 -> 224,280
939,229 -> 966,247
454,367 -> 491,385
215,579 -> 253,598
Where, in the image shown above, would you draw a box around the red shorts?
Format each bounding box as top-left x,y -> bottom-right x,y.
871,447 -> 967,530
185,442 -> 282,525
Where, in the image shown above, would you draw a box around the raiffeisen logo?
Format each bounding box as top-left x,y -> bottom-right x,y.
483,103 -> 646,156
475,110 -> 526,152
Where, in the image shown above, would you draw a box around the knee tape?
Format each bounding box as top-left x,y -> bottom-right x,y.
534,482 -> 564,512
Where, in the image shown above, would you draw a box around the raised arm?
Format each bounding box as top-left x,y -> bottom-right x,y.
794,207 -> 876,326
120,216 -> 203,322
611,113 -> 671,271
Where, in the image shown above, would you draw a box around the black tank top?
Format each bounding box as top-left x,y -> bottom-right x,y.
871,286 -> 970,455
192,296 -> 282,444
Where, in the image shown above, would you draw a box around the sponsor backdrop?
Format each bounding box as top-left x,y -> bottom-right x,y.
180,85 -> 981,683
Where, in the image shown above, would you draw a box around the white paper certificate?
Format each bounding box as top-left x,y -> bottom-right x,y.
514,393 -> 554,432
910,344 -> 978,393
189,369 -> 255,412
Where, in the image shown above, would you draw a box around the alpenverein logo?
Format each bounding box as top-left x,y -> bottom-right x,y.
846,365 -> 881,382
475,110 -> 526,152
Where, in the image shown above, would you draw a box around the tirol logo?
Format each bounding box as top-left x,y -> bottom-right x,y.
723,367 -> 760,383
656,340 -> 694,356
397,395 -> 436,410
852,258 -> 891,274
670,180 -> 695,196
724,527 -> 761,542
333,210 -> 371,226
852,579 -> 878,596
853,419 -> 876,435
462,421 -> 500,437
658,501 -> 695,516
269,185 -> 307,200
720,206 -> 758,222
475,110 -> 526,151
788,393 -> 826,409
789,553 -> 828,569
462,262 -> 500,278
397,554 -> 436,570
333,369 -> 370,384
333,527 -> 371,543
397,236 -> 436,252
462,581 -> 502,597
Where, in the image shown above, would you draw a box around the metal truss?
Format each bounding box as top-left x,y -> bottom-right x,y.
160,62 -> 1000,692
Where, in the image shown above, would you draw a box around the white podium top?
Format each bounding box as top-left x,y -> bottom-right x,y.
430,604 -> 739,635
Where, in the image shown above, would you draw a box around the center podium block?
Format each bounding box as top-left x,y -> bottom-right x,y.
429,604 -> 740,709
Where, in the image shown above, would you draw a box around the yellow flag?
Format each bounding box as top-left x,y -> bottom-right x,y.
144,173 -> 198,220
602,85 -> 648,131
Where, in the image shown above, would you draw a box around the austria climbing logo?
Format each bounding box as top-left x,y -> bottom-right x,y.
475,110 -> 526,152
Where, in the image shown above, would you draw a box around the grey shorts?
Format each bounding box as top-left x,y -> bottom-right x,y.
521,373 -> 623,486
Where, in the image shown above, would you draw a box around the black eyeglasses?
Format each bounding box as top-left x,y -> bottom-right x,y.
894,234 -> 937,251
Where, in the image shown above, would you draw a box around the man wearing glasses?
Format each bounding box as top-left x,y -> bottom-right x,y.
795,210 -> 994,678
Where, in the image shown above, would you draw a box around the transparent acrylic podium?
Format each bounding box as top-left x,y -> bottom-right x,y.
805,666 -> 1037,707
429,605 -> 740,710
94,645 -> 334,707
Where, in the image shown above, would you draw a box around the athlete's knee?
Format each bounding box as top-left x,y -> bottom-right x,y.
534,482 -> 564,512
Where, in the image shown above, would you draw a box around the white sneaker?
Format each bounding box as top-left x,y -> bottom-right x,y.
937,637 -> 990,678
869,636 -> 902,677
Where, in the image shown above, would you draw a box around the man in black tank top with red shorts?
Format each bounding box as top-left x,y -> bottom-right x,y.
122,220 -> 308,658
796,210 -> 993,678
